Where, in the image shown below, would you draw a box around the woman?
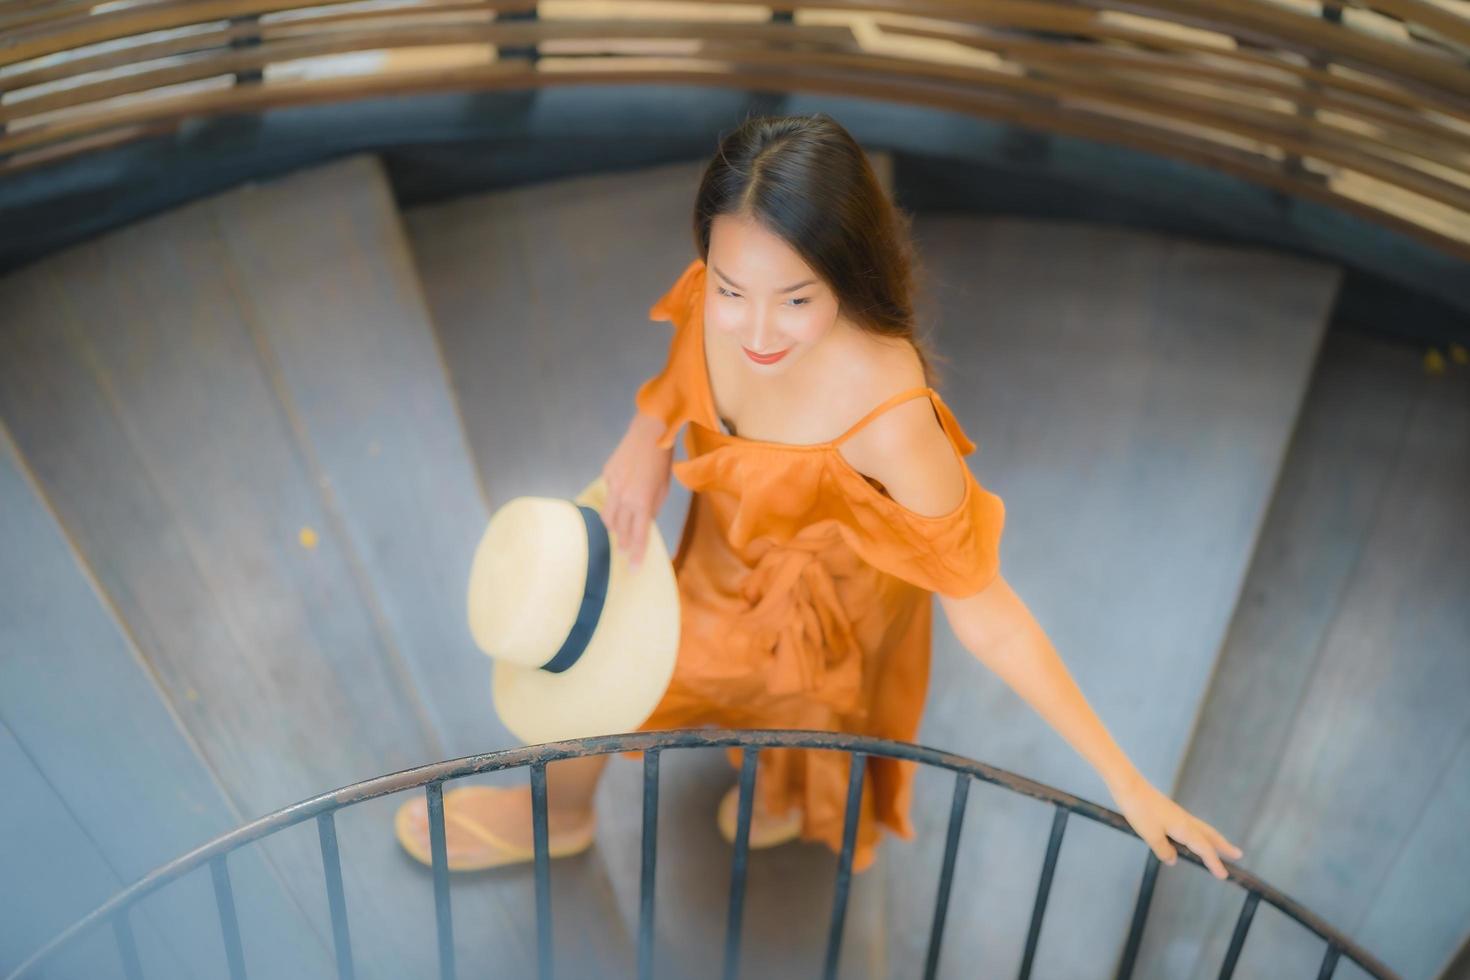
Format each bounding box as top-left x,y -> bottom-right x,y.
402,112 -> 1242,878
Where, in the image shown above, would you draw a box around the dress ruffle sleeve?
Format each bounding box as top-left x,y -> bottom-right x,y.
634,258 -> 707,451
826,395 -> 1006,599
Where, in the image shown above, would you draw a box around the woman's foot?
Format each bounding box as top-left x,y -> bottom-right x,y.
394,785 -> 596,871
716,785 -> 803,849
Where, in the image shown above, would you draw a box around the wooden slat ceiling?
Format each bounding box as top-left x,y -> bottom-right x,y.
1,0 -> 1467,258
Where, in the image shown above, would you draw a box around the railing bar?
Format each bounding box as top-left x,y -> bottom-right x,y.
111,910 -> 143,980
1113,853 -> 1163,980
315,811 -> 355,980
922,772 -> 971,980
637,750 -> 661,980
823,751 -> 868,980
531,762 -> 553,980
1316,943 -> 1342,980
722,746 -> 759,980
1217,890 -> 1261,980
209,855 -> 247,980
425,781 -> 455,980
1016,805 -> 1069,980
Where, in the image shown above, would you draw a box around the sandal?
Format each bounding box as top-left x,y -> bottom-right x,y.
394,785 -> 596,872
716,785 -> 803,849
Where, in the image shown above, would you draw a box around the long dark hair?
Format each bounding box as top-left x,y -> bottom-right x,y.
692,112 -> 946,388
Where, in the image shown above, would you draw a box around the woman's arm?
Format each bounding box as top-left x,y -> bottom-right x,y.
848,401 -> 1244,879
938,578 -> 1136,789
937,580 -> 1243,879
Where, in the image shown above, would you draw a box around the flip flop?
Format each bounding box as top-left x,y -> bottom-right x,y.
716,785 -> 803,849
394,785 -> 596,872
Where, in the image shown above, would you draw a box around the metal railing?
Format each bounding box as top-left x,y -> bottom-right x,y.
5,728 -> 1398,980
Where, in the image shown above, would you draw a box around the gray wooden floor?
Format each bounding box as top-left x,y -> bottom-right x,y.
4,149 -> 1464,980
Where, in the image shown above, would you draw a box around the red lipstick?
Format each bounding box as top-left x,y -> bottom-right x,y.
744,346 -> 791,365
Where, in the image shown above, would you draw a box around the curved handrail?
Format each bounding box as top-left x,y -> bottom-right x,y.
5,728 -> 1399,980
0,2 -> 1467,262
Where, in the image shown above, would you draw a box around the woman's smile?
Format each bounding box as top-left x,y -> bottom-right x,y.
743,345 -> 792,364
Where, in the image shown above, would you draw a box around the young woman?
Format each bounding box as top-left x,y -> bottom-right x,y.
400,112 -> 1242,879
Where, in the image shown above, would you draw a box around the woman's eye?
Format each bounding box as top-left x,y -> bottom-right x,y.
714,286 -> 806,307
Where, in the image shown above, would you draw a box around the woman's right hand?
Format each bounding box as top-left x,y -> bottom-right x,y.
600,412 -> 674,570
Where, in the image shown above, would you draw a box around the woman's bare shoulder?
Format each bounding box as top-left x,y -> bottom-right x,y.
834,335 -> 964,517
844,331 -> 928,408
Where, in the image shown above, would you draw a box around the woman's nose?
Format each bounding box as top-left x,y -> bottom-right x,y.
749,314 -> 776,350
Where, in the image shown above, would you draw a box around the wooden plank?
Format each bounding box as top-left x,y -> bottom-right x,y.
0,719 -> 152,979
877,215 -> 1337,977
1135,330 -> 1423,977
213,154 -> 501,759
1356,729 -> 1470,977
1177,333 -> 1470,978
0,188 -> 540,977
0,419 -> 330,980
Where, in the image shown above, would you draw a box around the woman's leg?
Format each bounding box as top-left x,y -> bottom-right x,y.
480,754 -> 609,850
400,754 -> 610,855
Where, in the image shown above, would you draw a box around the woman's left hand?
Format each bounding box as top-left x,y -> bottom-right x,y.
1107,769 -> 1244,880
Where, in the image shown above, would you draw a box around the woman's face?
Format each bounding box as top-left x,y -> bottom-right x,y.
705,213 -> 840,375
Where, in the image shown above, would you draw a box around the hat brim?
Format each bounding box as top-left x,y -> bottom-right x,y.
490,478 -> 680,745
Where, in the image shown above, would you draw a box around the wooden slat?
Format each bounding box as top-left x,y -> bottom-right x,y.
0,721 -> 167,980
0,7 -> 853,91
0,172 -> 539,979
6,16 -> 1463,183
3,54 -> 1467,262
1335,0 -> 1470,47
0,20 -> 856,123
3,34 -> 1466,207
1,0 -> 1464,259
1133,331 -> 1462,978
214,153 -> 500,759
2,0 -> 1466,101
881,23 -> 1470,156
0,295 -> 334,980
888,8 -> 1470,122
1066,0 -> 1470,95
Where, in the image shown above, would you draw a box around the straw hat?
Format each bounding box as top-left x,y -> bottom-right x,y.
468,474 -> 680,745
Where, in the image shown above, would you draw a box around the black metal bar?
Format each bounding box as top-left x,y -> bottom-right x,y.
210,855 -> 247,980
1017,805 -> 1069,980
722,747 -> 759,980
496,7 -> 541,63
1317,943 -> 1342,980
823,752 -> 867,980
425,781 -> 455,980
1114,853 -> 1163,980
638,750 -> 661,980
316,812 -> 355,980
531,763 -> 553,980
227,15 -> 264,85
1217,890 -> 1260,979
923,772 -> 971,980
111,911 -> 143,980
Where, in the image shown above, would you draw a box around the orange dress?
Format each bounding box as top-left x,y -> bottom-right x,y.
631,257 -> 1006,872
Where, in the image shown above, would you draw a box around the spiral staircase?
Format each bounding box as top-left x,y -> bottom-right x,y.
2,4 -> 1468,979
